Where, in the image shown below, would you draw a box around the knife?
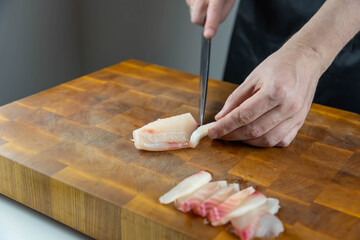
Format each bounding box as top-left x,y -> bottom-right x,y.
199,33 -> 211,126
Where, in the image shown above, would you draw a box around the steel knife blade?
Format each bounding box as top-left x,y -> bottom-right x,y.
199,34 -> 211,125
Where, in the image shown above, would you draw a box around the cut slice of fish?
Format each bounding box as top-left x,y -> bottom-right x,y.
225,191 -> 267,220
208,186 -> 255,226
254,213 -> 284,239
189,122 -> 214,148
231,198 -> 280,240
159,170 -> 212,204
174,181 -> 227,212
133,113 -> 198,151
194,183 -> 239,217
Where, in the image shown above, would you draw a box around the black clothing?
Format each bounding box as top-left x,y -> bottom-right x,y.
224,0 -> 360,113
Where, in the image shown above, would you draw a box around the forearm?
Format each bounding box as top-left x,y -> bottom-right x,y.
286,0 -> 360,73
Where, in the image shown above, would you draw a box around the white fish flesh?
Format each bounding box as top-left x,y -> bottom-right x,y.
133,113 -> 198,151
208,187 -> 255,226
174,181 -> 227,212
189,122 -> 215,148
159,170 -> 212,204
231,198 -> 280,240
254,213 -> 284,239
194,183 -> 239,217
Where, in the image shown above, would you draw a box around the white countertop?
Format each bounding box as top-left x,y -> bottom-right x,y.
0,194 -> 92,240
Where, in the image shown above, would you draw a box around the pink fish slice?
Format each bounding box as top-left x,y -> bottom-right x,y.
231,198 -> 280,240
159,170 -> 212,204
208,186 -> 255,226
254,213 -> 284,239
174,181 -> 227,212
194,183 -> 239,217
224,191 -> 267,221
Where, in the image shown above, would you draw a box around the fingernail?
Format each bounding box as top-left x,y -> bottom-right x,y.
215,113 -> 221,120
204,28 -> 214,38
208,128 -> 218,139
215,110 -> 223,120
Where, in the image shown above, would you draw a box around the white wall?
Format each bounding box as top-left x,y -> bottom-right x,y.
80,0 -> 239,80
0,0 -> 239,106
0,0 -> 82,106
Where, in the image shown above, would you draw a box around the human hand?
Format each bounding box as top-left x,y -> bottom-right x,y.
208,41 -> 325,147
186,0 -> 236,38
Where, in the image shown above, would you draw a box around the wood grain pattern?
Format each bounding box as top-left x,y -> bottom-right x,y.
0,59 -> 359,240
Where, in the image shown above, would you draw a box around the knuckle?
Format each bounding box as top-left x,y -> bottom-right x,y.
288,98 -> 303,113
208,5 -> 222,16
247,126 -> 263,139
269,84 -> 287,102
234,110 -> 252,126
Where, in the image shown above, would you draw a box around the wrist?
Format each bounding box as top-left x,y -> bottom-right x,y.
281,39 -> 325,78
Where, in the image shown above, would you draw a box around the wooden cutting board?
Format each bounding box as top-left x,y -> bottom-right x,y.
0,60 -> 359,240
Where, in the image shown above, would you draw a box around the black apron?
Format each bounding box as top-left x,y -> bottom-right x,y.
224,0 -> 360,114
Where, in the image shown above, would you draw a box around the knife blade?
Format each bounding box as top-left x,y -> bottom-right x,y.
199,34 -> 211,126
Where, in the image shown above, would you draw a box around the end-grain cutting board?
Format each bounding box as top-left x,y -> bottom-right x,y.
0,60 -> 359,240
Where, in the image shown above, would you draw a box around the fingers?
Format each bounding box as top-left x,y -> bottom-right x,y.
209,86 -> 280,139
187,0 -> 236,38
242,118 -> 302,148
276,127 -> 299,147
241,105 -> 308,147
204,0 -> 223,38
214,79 -> 255,121
220,105 -> 286,141
190,0 -> 207,26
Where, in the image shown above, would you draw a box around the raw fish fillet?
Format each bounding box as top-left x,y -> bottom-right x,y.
189,122 -> 215,148
254,213 -> 284,239
231,198 -> 280,240
194,183 -> 239,217
174,181 -> 227,212
133,113 -> 198,151
159,171 -> 212,204
208,187 -> 255,226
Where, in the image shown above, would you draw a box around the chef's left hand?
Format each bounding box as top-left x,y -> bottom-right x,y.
208,41 -> 324,147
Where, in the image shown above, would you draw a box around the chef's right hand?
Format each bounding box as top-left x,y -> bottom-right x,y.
186,0 -> 236,38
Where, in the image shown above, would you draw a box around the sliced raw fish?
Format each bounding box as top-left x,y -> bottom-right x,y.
159,171 -> 212,204
254,213 -> 284,239
189,122 -> 214,148
194,183 -> 239,217
174,181 -> 227,212
208,186 -> 255,226
225,191 -> 267,220
231,198 -> 280,240
133,113 -> 198,151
